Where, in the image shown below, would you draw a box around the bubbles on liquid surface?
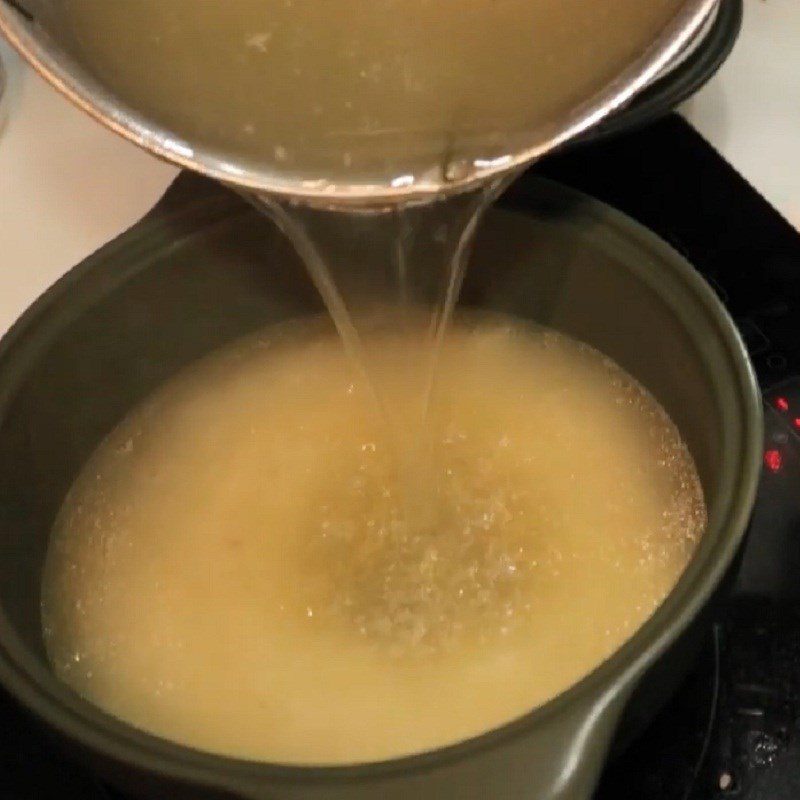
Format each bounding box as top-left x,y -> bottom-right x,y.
40,316 -> 707,764
308,433 -> 539,656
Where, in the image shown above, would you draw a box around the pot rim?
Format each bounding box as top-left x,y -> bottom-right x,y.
0,177 -> 763,790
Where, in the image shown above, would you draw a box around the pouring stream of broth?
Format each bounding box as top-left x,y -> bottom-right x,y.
52,0 -> 687,481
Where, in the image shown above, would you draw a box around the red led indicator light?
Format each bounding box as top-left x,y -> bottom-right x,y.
764,449 -> 783,473
775,397 -> 790,412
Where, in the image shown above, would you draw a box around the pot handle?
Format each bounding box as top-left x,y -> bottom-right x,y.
525,684 -> 631,800
230,684 -> 632,800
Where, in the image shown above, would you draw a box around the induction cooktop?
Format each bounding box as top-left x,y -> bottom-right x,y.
0,114 -> 797,799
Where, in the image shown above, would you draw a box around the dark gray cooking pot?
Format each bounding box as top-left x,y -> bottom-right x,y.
0,176 -> 762,799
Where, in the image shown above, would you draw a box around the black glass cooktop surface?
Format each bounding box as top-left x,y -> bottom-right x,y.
2,114 -> 799,799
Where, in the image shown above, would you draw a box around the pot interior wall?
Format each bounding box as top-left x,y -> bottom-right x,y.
0,181 -> 729,686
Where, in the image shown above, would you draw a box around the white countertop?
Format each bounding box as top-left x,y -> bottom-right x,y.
0,0 -> 798,336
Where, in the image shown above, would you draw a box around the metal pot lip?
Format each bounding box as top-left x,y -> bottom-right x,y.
650,0 -> 720,84
0,0 -> 717,207
0,177 -> 762,789
577,0 -> 741,148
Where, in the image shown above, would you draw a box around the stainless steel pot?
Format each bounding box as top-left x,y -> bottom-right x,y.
0,0 -> 718,206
